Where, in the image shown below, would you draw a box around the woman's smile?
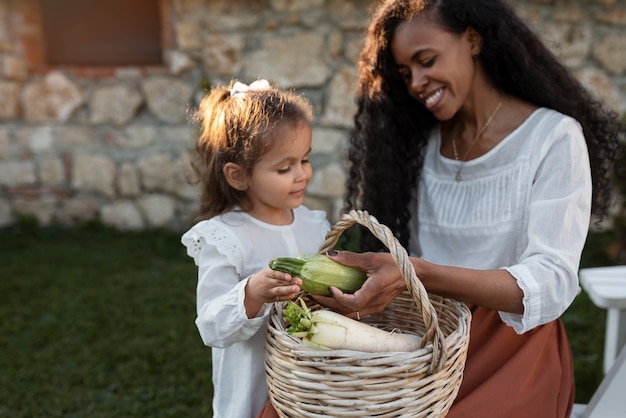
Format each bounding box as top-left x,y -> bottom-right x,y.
423,87 -> 444,109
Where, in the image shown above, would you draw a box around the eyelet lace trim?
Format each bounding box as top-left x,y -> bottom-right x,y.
182,221 -> 244,275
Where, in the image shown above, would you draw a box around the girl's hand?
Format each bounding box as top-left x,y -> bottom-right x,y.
310,251 -> 407,319
244,267 -> 302,317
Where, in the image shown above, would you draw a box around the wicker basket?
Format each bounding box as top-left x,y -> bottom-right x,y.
265,210 -> 471,417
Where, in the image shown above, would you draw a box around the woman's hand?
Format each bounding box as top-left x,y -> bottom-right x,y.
310,250 -> 407,319
310,251 -> 526,320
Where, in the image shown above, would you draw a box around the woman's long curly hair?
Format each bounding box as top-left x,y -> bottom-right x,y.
345,0 -> 625,251
189,81 -> 313,222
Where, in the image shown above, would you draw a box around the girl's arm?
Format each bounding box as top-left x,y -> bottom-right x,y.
195,245 -> 260,348
195,243 -> 302,348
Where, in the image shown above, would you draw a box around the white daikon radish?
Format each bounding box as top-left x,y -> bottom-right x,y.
283,298 -> 421,352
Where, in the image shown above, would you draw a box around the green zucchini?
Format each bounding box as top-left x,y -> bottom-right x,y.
269,253 -> 366,296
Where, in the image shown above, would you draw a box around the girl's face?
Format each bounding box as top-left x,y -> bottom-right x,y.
391,16 -> 480,121
244,121 -> 313,225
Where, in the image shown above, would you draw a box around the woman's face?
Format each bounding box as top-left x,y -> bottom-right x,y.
391,16 -> 480,121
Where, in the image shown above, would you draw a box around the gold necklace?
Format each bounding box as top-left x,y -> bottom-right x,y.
451,97 -> 503,182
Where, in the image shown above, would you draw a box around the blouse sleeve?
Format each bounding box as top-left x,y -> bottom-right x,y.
181,221 -> 270,348
500,116 -> 592,333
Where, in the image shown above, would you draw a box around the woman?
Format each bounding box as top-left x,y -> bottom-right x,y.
312,0 -> 625,417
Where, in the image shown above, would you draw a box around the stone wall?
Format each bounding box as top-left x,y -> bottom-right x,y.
0,0 -> 624,230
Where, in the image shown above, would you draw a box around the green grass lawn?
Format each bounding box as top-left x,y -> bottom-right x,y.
0,221 -> 614,416
0,222 -> 212,417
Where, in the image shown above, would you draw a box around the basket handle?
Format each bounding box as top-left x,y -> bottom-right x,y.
319,209 -> 447,372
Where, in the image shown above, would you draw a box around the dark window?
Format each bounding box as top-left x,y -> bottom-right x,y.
39,0 -> 162,66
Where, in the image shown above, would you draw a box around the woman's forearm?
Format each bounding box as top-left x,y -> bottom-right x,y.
412,257 -> 524,314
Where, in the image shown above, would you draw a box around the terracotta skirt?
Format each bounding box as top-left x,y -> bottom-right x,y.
256,305 -> 575,418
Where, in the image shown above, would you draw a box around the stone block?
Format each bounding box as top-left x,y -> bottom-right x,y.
122,125 -> 157,148
21,71 -> 82,122
175,21 -> 202,51
58,126 -> 96,148
100,200 -> 145,230
0,128 -> 10,158
201,33 -> 245,76
141,77 -> 194,124
0,160 -> 36,186
269,0 -> 324,11
138,194 -> 176,227
3,55 -> 28,81
39,156 -> 64,185
539,23 -> 592,69
576,68 -> 625,112
320,66 -> 358,128
137,153 -> 176,192
58,196 -> 100,225
168,50 -> 195,75
13,196 -> 55,226
246,32 -> 328,88
593,34 -> 626,75
0,80 -> 20,119
72,154 -> 116,197
307,161 -> 346,198
0,198 -> 13,227
16,126 -> 54,154
312,127 -> 346,154
89,84 -> 143,125
117,163 -> 141,197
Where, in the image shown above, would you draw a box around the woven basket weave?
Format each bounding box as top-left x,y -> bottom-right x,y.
265,210 -> 471,417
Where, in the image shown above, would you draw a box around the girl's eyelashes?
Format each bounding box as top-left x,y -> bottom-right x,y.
276,158 -> 310,174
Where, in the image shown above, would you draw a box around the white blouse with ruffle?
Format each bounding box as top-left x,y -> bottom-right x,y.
181,206 -> 330,418
410,107 -> 592,334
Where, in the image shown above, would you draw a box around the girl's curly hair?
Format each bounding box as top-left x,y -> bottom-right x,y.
345,0 -> 626,251
189,81 -> 313,222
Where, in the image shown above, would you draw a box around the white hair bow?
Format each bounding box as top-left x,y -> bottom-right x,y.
230,79 -> 271,97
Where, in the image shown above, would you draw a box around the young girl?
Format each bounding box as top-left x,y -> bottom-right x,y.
181,79 -> 330,418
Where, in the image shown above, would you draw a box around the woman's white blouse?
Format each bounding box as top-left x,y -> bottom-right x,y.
181,206 -> 330,418
409,108 -> 592,334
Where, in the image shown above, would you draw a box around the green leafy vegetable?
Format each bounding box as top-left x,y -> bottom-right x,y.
283,298 -> 315,337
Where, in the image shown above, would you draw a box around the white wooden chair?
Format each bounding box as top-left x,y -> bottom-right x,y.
570,266 -> 626,417
579,267 -> 626,374
570,344 -> 626,417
